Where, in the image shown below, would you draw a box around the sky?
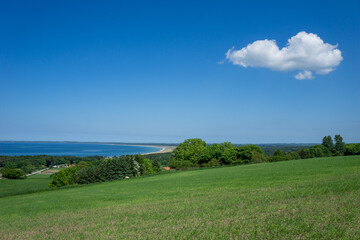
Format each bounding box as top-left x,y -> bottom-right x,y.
0,0 -> 359,144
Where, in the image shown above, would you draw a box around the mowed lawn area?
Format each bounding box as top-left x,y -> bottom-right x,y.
0,174 -> 51,197
0,156 -> 359,239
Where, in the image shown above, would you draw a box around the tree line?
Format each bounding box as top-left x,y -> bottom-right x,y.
49,155 -> 161,187
1,135 -> 359,180
0,155 -> 104,178
169,135 -> 360,169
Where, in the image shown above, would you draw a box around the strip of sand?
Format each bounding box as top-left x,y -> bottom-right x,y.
142,145 -> 176,155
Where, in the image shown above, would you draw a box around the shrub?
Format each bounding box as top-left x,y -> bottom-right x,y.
169,159 -> 195,169
345,143 -> 360,155
201,158 -> 220,167
309,145 -> 332,158
139,158 -> 155,175
171,138 -> 207,166
1,168 -> 27,179
49,167 -> 78,187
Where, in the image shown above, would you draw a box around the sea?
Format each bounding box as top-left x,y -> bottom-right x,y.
0,142 -> 162,157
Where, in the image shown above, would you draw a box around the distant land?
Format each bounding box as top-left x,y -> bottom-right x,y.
0,140 -> 317,157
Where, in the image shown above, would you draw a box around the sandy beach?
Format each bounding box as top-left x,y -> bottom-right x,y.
142,145 -> 176,155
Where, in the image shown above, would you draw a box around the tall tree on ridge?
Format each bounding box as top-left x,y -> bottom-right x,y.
322,135 -> 333,152
334,134 -> 345,156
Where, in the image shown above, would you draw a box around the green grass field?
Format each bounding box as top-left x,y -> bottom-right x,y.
0,174 -> 51,197
0,156 -> 359,239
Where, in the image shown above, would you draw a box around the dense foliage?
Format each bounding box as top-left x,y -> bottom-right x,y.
49,155 -> 161,187
345,143 -> 360,155
144,152 -> 172,166
169,135 -> 359,169
169,140 -> 265,169
1,168 -> 27,179
252,144 -> 314,156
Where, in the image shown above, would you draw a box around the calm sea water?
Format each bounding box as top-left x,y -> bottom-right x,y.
0,142 -> 162,157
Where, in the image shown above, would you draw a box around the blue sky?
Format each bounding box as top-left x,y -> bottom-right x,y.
1,0 -> 359,143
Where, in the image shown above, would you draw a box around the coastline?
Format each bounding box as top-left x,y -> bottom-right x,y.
141,145 -> 176,155
0,142 -> 176,157
103,143 -> 176,155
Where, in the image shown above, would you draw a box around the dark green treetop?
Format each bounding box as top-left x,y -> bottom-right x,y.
322,135 -> 333,151
334,134 -> 345,156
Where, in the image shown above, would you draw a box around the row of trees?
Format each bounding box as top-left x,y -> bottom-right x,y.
169,139 -> 265,169
169,135 -> 360,169
49,155 -> 161,187
270,134 -> 356,161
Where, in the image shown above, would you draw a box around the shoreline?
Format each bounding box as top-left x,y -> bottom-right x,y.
0,142 -> 175,157
103,143 -> 175,155
141,145 -> 176,155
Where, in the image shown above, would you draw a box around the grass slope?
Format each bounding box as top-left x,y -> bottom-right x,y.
0,156 -> 359,239
0,174 -> 51,197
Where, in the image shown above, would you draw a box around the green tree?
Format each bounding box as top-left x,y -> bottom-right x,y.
1,168 -> 27,179
219,142 -> 237,165
298,149 -> 310,159
21,164 -> 35,174
169,138 -> 207,168
309,145 -> 331,158
273,148 -> 284,156
49,167 -> 78,187
322,136 -> 333,152
199,143 -> 221,166
236,145 -> 254,164
140,158 -> 155,175
247,145 -> 265,163
344,143 -> 360,155
151,159 -> 161,172
334,134 -> 345,156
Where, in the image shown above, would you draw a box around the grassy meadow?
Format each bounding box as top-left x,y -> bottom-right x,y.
0,174 -> 51,197
0,156 -> 359,239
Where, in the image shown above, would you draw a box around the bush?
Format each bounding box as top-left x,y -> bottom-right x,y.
345,143 -> 360,155
171,138 -> 207,166
49,167 -> 78,187
1,168 -> 27,179
201,158 -> 220,167
75,166 -> 102,184
169,159 -> 195,169
139,158 -> 154,175
309,145 -> 332,158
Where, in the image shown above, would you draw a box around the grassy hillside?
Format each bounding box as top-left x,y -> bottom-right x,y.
0,174 -> 51,197
0,156 -> 359,239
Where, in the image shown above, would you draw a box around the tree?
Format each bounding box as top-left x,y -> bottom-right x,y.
1,168 -> 27,179
219,142 -> 237,165
140,158 -> 155,175
344,143 -> 360,155
309,145 -> 331,158
247,145 -> 265,163
322,136 -> 333,152
298,149 -> 309,159
199,143 -> 222,165
169,138 -> 207,168
21,164 -> 35,174
236,145 -> 255,164
151,159 -> 161,172
273,148 -> 284,156
334,134 -> 345,156
49,167 -> 78,187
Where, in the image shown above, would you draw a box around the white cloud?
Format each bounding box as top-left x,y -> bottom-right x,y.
295,70 -> 314,80
226,31 -> 343,79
